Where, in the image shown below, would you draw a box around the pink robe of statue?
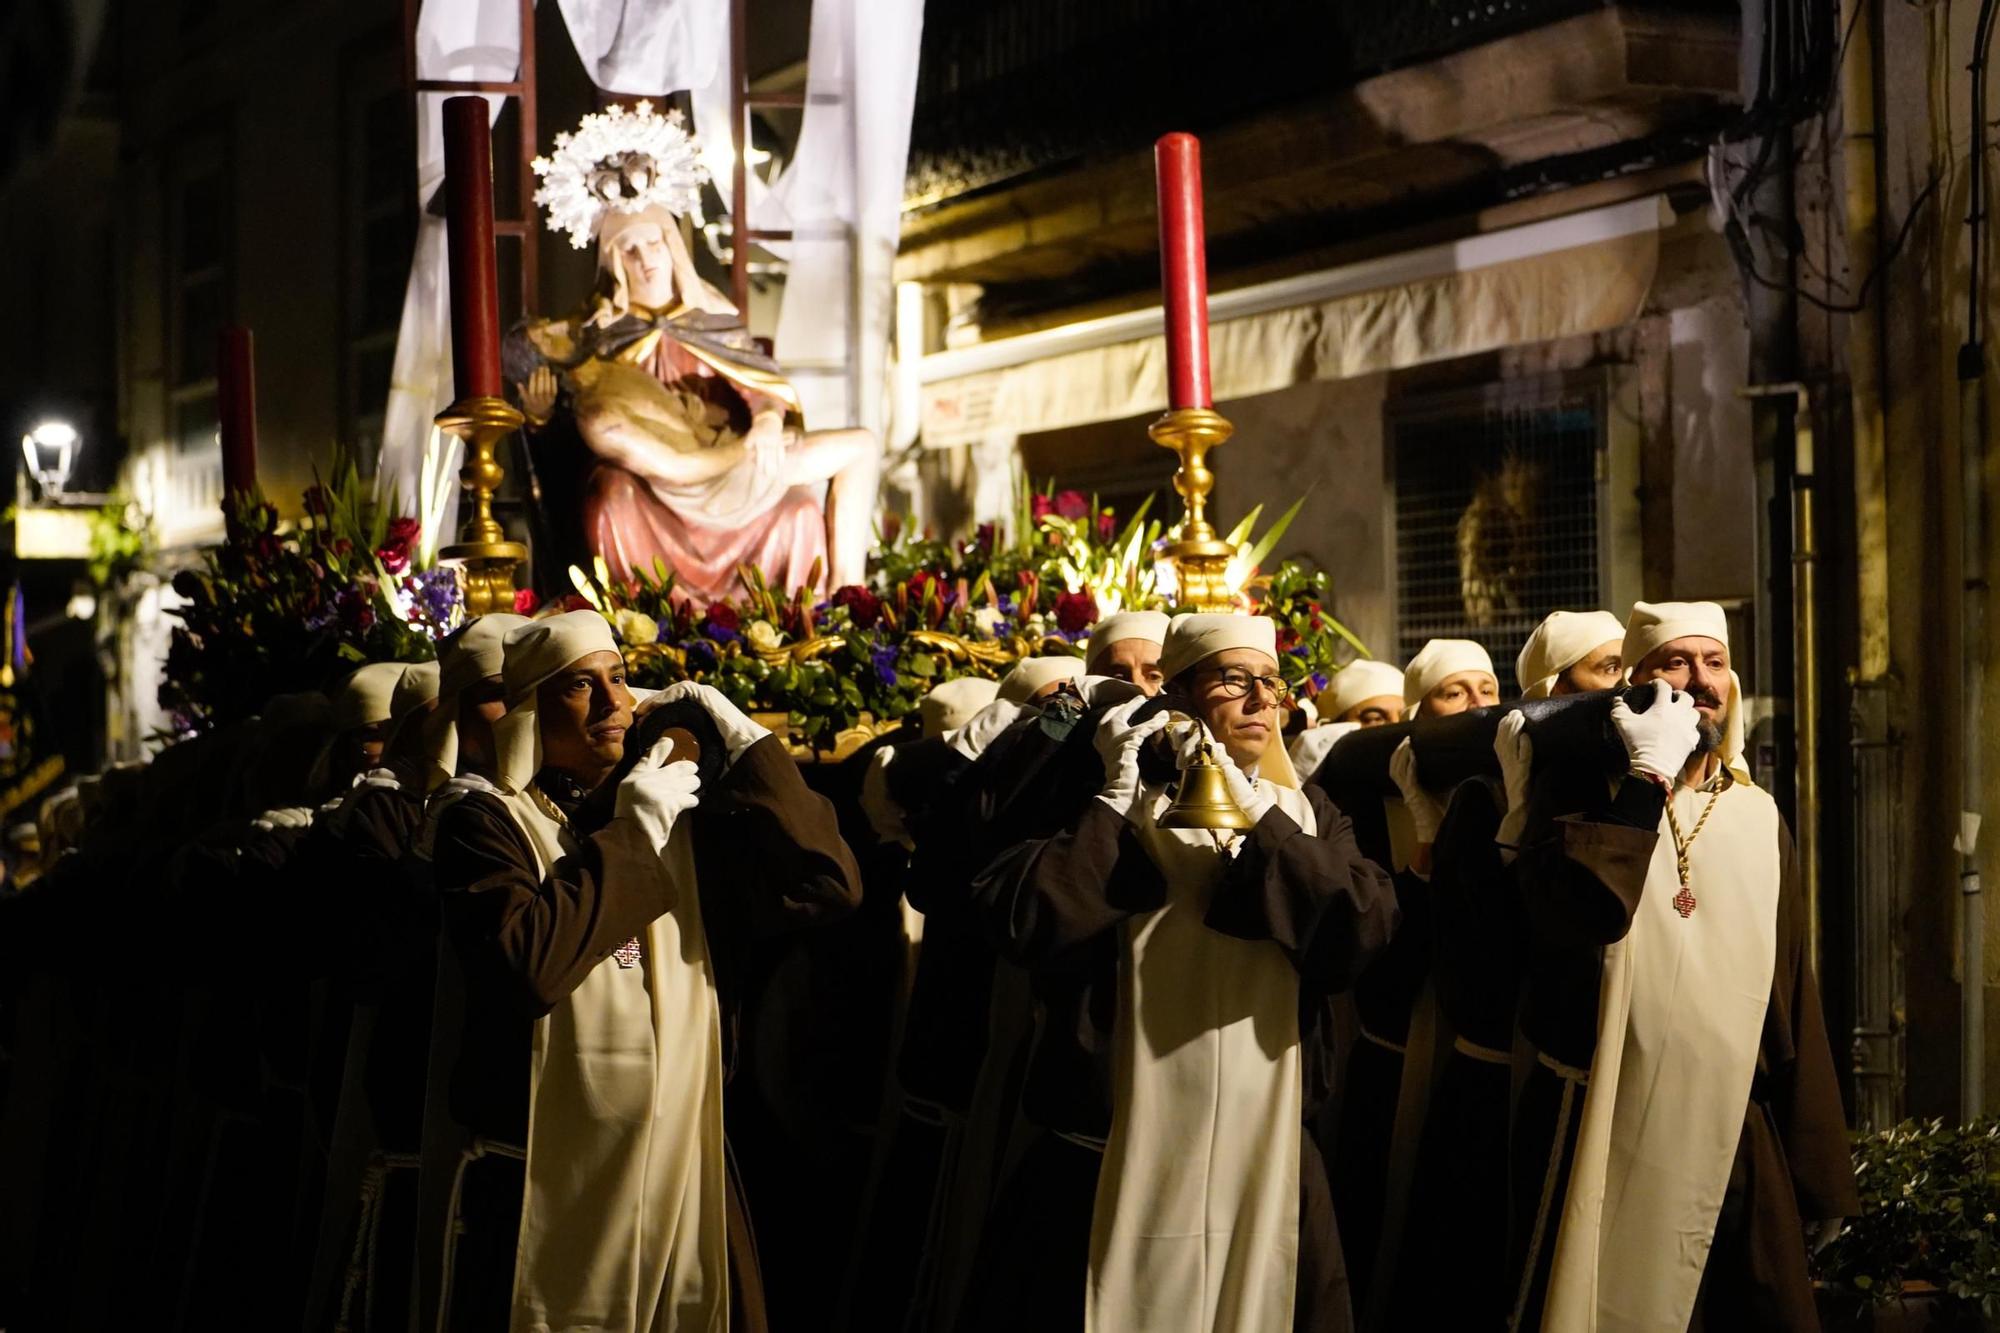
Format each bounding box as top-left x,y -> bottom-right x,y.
580,330 -> 827,604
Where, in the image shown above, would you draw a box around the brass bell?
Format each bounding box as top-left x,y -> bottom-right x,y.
1158,735 -> 1256,830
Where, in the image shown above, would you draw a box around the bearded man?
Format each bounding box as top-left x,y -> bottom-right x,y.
1506,601 -> 1856,1332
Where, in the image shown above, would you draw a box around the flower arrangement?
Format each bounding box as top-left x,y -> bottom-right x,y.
1814,1116 -> 2000,1319
158,456 -> 452,732
156,464 -> 1372,751
566,481 -> 1370,750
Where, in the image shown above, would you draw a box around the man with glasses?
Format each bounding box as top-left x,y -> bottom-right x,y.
966,612 -> 1397,1333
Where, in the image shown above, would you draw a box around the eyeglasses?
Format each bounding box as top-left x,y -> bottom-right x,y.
1196,668 -> 1292,701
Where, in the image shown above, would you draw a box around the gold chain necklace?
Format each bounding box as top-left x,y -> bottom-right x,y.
1662,783 -> 1723,918
528,783 -> 642,968
528,783 -> 572,830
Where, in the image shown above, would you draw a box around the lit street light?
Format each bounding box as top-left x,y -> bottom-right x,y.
20,420 -> 78,499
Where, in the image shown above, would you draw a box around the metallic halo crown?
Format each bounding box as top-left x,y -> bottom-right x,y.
531,100 -> 710,250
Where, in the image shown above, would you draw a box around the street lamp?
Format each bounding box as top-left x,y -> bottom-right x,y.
20,420 -> 77,500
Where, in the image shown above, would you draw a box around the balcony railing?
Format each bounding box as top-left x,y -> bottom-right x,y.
907,0 -> 1738,210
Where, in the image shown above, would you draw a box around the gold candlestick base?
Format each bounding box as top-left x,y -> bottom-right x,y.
1149,406 -> 1239,612
436,394 -> 529,618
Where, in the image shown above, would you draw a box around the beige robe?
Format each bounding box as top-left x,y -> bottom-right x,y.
499,787 -> 730,1333
1541,774 -> 1780,1333
1087,781 -> 1317,1333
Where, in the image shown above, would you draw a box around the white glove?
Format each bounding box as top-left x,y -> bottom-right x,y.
644,680 -> 771,765
858,747 -> 910,847
253,805 -> 315,831
614,736 -> 702,851
1078,676 -> 1146,710
949,698 -> 1022,761
1095,696 -> 1172,822
1176,726 -> 1275,826
1389,738 -> 1444,846
1611,679 -> 1702,784
1494,711 -> 1533,864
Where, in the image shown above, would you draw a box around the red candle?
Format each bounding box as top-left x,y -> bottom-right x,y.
443,96 -> 503,401
216,326 -> 257,496
1154,132 -> 1213,411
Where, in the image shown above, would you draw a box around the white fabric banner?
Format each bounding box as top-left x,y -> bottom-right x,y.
553,0 -> 727,97
769,0 -> 925,435
377,0 -> 522,531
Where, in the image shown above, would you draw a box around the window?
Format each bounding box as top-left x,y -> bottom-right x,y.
166,134 -> 230,464
340,39 -> 416,476
1388,372 -> 1614,673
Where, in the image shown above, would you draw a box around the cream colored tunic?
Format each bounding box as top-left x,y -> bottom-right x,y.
498,787 -> 730,1333
1086,781 -> 1316,1333
1541,774 -> 1780,1333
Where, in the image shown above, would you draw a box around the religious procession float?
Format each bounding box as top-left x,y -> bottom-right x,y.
162,102 -> 1370,763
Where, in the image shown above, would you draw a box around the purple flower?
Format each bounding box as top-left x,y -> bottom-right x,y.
704,622 -> 740,643
871,642 -> 899,685
412,569 -> 461,626
1310,671 -> 1329,693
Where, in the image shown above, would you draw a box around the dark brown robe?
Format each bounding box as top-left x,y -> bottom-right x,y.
1506,770 -> 1859,1332
1388,773 -> 1523,1329
965,776 -> 1400,1333
429,733 -> 862,1332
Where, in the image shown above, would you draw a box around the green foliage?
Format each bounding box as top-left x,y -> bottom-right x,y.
1814,1117 -> 2000,1317
157,473 -> 448,732
86,494 -> 155,590
575,480 -> 1370,745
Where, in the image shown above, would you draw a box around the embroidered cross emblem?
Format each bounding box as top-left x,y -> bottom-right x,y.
1672,883 -> 1697,919
613,937 -> 642,968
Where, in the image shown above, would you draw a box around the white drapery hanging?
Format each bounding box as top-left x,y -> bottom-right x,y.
380,0 -> 729,529
377,0 -> 521,540
381,0 -> 923,522
767,0 -> 925,436
552,0 -> 727,97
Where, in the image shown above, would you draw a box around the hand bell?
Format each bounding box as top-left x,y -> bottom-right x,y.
1158,735 -> 1256,831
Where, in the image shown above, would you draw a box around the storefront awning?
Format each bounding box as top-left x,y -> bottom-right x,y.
917,194 -> 1667,449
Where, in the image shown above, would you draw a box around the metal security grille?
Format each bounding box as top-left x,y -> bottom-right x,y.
1389,375 -> 1608,679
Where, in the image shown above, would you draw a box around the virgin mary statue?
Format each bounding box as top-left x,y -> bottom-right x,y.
507,103 -> 877,604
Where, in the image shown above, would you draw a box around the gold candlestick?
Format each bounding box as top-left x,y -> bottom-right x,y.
436,395 -> 529,618
1149,405 -> 1238,612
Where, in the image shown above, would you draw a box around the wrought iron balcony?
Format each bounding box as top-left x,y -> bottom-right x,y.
908,0 -> 1739,211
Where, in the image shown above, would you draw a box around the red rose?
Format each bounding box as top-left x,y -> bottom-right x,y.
513,587 -> 541,614
376,545 -> 410,575
1031,493 -> 1054,522
1055,589 -> 1098,634
1275,625 -> 1301,653
1096,509 -> 1116,542
832,584 -> 883,629
1054,490 -> 1089,520
703,600 -> 741,632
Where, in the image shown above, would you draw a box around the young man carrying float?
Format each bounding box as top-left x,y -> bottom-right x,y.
427,610 -> 861,1332
967,613 -> 1398,1333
